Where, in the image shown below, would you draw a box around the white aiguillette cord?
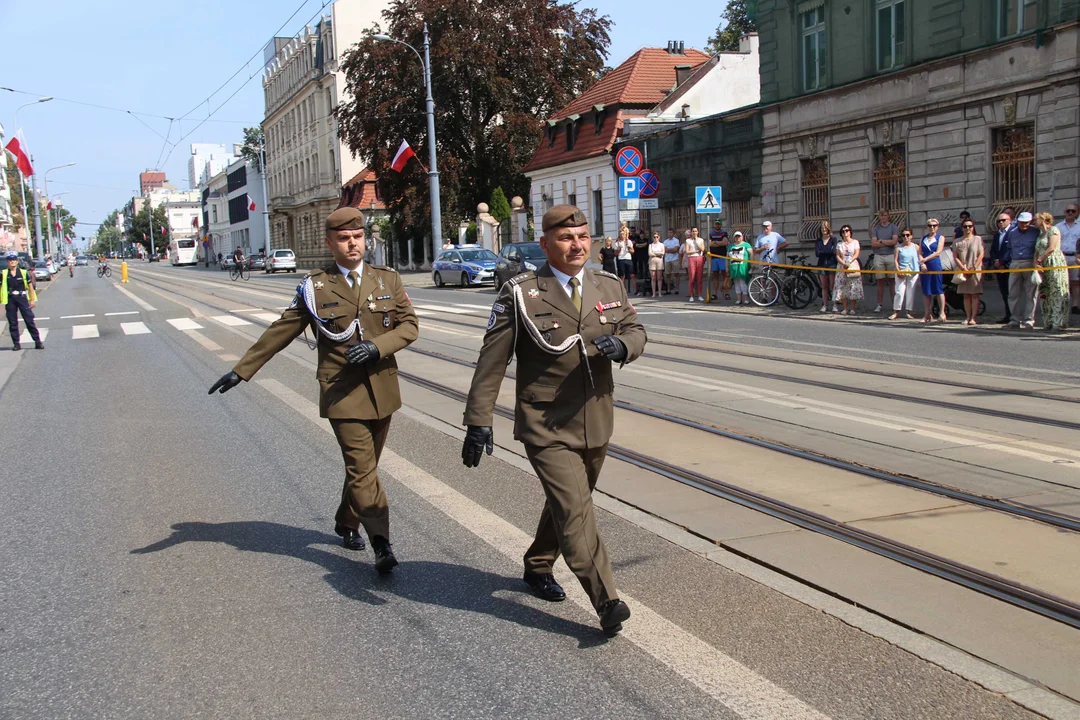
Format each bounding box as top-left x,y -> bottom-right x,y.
295,277 -> 365,343
511,282 -> 594,388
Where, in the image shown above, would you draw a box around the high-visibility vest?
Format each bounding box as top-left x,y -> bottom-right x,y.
1,269 -> 37,305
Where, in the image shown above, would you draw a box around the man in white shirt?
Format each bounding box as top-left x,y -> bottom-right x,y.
1056,203 -> 1080,314
662,229 -> 681,295
753,221 -> 788,265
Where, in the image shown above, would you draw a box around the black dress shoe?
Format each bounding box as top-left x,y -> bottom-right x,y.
11,344 -> 20,351
34,341 -> 43,350
523,571 -> 566,602
996,316 -> 1012,324
598,599 -> 631,637
334,523 -> 366,551
371,536 -> 398,574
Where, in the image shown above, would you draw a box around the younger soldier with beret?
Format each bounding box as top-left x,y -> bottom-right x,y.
461,204 -> 647,637
209,207 -> 418,573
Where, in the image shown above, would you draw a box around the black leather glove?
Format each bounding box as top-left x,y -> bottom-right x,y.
345,340 -> 380,365
461,426 -> 494,468
593,334 -> 627,362
208,371 -> 243,395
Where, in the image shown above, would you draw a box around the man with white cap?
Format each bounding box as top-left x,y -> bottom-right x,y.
753,220 -> 788,268
1002,211 -> 1041,328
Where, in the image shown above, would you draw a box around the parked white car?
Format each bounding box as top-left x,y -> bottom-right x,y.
265,249 -> 297,273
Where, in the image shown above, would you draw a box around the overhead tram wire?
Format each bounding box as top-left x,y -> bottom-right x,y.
157,0 -> 337,170
0,86 -> 257,125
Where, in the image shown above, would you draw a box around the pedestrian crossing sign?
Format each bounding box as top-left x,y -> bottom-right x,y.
695,186 -> 723,213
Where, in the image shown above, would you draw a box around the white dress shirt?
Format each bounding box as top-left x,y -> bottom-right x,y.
337,261 -> 365,287
548,265 -> 586,298
1056,220 -> 1080,255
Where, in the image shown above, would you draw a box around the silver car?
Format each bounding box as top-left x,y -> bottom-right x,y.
265,249 -> 297,273
32,262 -> 51,282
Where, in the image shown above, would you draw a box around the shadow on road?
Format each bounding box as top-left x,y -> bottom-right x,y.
131,520 -> 605,646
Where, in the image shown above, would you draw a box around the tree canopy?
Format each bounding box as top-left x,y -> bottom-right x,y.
127,203 -> 170,254
91,210 -> 123,255
239,126 -> 265,173
706,0 -> 757,54
336,0 -> 611,242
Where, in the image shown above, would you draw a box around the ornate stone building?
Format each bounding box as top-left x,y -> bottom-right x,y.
262,0 -> 386,266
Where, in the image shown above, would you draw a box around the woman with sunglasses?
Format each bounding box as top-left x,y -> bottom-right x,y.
648,232 -> 666,298
952,220 -> 985,325
919,219 -> 947,322
832,225 -> 863,314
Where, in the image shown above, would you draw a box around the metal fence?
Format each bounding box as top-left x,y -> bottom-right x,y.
800,157 -> 829,239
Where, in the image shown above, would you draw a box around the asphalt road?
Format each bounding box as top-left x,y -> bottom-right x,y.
0,265 -> 1050,719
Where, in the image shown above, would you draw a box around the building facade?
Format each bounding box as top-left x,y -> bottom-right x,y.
139,171 -> 169,195
189,143 -> 238,189
203,170 -> 231,261
261,0 -> 387,267
754,0 -> 1080,245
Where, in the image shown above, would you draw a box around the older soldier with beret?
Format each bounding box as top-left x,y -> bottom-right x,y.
461,204 -> 647,637
208,207 -> 418,573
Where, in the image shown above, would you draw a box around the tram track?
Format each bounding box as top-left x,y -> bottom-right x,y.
128,269 -> 1080,530
126,269 -> 1080,630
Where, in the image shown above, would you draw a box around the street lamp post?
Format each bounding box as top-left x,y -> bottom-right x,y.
12,97 -> 53,259
44,163 -> 76,259
374,22 -> 442,264
45,191 -> 70,259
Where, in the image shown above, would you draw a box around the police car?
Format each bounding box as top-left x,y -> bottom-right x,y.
432,245 -> 499,287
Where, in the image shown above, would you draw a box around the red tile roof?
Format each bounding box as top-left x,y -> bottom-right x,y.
523,112 -> 624,174
340,168 -> 385,211
523,47 -> 709,174
554,47 -> 710,121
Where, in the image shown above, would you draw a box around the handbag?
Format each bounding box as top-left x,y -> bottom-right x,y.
953,273 -> 967,284
1031,269 -> 1043,286
845,259 -> 861,278
721,275 -> 733,291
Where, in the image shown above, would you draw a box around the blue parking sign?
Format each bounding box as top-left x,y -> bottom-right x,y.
619,176 -> 641,200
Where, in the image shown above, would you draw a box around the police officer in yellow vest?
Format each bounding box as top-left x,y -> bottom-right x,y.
3,251 -> 43,350
461,204 -> 647,637
208,207 -> 418,573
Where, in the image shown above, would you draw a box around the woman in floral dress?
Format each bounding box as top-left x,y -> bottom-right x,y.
1035,211 -> 1069,331
832,225 -> 864,314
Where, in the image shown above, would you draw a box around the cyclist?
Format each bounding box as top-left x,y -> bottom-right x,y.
232,246 -> 246,270
67,253 -> 75,278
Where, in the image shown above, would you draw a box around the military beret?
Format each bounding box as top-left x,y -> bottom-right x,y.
542,204 -> 588,232
325,207 -> 366,231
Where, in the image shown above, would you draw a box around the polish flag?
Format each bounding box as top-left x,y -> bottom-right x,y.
4,131 -> 34,176
55,220 -> 61,233
248,198 -> 257,212
390,140 -> 415,172
46,200 -> 53,210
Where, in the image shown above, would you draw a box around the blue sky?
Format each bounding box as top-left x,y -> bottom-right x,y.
2,0 -> 721,236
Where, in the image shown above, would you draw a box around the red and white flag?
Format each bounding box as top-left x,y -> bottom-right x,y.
5,131 -> 34,177
46,200 -> 53,211
160,225 -> 166,236
390,140 -> 416,172
248,197 -> 257,212
55,220 -> 61,233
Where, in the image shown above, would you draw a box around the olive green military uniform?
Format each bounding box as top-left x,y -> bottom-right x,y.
462,209 -> 647,612
233,210 -> 418,541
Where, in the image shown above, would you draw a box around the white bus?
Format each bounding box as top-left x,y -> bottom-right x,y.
170,238 -> 198,266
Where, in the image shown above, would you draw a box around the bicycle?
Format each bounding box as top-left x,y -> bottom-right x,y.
97,264 -> 112,279
863,254 -> 878,287
748,251 -> 782,307
230,260 -> 251,281
779,254 -> 821,309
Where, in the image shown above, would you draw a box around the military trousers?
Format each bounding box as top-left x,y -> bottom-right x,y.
523,443 -> 618,612
330,417 -> 392,541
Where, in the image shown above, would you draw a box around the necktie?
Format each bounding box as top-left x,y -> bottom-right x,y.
568,276 -> 581,315
348,271 -> 361,304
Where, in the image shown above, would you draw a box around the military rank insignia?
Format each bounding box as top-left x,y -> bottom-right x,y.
314,281 -> 325,289
528,288 -> 539,299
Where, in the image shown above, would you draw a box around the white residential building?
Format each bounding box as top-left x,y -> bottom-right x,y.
147,189 -> 202,244
261,0 -> 388,267
189,143 -> 237,189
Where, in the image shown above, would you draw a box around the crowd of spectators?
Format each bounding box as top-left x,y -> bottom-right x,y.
610,203 -> 1077,332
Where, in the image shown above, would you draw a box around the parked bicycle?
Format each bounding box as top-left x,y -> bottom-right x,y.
748,250 -> 782,307
230,259 -> 251,281
778,254 -> 821,309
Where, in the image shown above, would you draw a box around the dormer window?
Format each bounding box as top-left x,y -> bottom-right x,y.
565,114 -> 581,151
593,104 -> 608,134
546,120 -> 558,148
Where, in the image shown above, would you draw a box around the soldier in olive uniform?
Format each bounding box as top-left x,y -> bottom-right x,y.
209,207 -> 418,573
461,204 -> 647,636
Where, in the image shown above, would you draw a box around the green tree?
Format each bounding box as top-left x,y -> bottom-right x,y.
91,210 -> 123,255
336,0 -> 611,244
489,187 -> 512,224
127,202 -> 170,254
51,206 -> 77,244
706,0 -> 757,54
239,126 -> 265,173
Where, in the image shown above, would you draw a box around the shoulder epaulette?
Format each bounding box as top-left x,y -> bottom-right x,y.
371,264 -> 397,273
593,269 -> 620,281
508,272 -> 534,285
306,268 -> 326,279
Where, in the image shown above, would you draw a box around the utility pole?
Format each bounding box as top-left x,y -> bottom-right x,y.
259,132 -> 271,256
422,22 -> 442,264
30,171 -> 44,260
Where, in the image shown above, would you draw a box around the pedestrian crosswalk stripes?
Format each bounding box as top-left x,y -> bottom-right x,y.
72,324 -> 99,339
18,328 -> 49,344
121,322 -> 152,335
166,318 -> 203,331
251,312 -> 280,324
211,315 -> 252,327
